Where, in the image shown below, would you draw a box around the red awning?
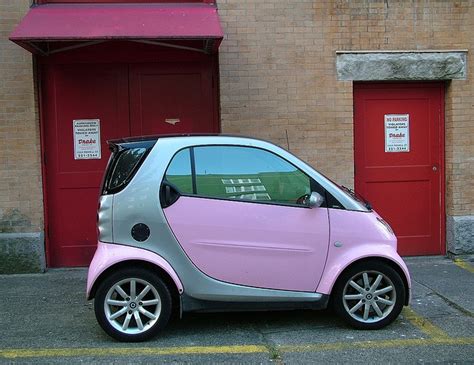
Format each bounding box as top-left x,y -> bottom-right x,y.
9,3 -> 224,55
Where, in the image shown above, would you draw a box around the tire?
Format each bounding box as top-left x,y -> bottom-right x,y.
94,267 -> 172,342
333,261 -> 405,330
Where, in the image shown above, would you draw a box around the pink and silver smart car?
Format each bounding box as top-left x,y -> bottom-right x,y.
87,135 -> 411,342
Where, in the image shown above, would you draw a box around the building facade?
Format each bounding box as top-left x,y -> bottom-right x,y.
0,0 -> 472,272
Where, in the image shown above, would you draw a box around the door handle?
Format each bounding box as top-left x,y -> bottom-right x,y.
160,181 -> 181,208
432,165 -> 438,172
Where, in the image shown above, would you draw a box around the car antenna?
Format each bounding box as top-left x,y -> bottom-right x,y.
285,129 -> 290,151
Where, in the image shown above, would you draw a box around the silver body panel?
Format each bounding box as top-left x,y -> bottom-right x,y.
109,136 -> 361,304
98,195 -> 113,243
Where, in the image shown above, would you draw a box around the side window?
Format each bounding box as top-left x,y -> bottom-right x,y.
164,148 -> 193,194
194,146 -> 311,206
105,147 -> 148,193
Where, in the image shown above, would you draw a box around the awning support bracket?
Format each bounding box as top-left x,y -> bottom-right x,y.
27,42 -> 48,57
27,40 -> 106,56
24,39 -> 216,56
48,41 -> 106,55
131,40 -> 209,54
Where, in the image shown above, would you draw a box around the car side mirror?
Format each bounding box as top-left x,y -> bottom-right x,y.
307,192 -> 324,208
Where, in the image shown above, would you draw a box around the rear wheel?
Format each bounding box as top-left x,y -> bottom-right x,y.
94,268 -> 172,342
333,262 -> 405,330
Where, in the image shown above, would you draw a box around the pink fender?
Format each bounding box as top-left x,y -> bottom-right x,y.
317,209 -> 411,302
317,244 -> 411,297
87,241 -> 183,298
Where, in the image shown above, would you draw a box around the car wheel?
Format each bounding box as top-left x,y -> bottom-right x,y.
94,268 -> 172,342
333,261 -> 405,330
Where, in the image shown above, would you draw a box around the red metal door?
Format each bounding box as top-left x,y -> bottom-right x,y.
43,61 -> 219,267
354,83 -> 445,256
43,64 -> 130,267
129,63 -> 218,135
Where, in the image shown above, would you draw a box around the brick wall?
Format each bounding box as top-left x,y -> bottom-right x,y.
0,0 -> 473,267
218,0 -> 473,217
0,0 -> 43,234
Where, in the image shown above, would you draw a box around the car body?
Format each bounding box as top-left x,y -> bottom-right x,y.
87,134 -> 411,342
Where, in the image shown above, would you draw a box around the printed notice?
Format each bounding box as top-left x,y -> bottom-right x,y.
73,119 -> 101,160
384,114 -> 409,153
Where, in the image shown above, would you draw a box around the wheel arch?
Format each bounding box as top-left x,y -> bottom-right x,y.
88,260 -> 182,314
329,257 -> 410,306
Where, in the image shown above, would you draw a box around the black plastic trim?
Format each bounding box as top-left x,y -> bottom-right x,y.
160,180 -> 181,209
189,147 -> 197,195
181,294 -> 330,313
172,193 -> 315,209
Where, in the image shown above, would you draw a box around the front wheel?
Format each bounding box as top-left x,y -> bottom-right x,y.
94,268 -> 172,342
333,262 -> 405,330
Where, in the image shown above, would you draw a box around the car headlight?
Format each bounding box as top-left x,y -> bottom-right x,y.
376,217 -> 394,235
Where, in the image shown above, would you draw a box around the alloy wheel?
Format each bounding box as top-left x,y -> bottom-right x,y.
104,277 -> 162,335
342,270 -> 396,323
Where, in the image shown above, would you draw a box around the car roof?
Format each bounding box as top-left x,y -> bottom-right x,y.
107,133 -> 265,145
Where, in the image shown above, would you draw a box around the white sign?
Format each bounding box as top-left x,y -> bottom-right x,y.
384,114 -> 410,153
73,119 -> 101,160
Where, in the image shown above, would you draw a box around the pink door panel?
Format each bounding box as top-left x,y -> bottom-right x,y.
164,196 -> 330,292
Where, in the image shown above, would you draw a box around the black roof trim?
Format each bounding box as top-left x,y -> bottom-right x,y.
107,133 -> 258,145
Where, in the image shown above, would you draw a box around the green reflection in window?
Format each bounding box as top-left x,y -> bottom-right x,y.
194,146 -> 310,205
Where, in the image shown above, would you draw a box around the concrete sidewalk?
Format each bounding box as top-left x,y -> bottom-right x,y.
404,256 -> 474,315
0,256 -> 473,364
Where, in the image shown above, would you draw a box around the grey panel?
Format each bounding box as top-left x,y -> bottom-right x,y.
97,195 -> 113,243
111,136 -> 355,304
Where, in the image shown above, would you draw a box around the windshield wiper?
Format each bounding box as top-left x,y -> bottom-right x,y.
341,185 -> 372,210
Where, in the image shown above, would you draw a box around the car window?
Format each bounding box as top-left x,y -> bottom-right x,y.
164,148 -> 193,194
107,147 -> 148,192
194,146 -> 311,205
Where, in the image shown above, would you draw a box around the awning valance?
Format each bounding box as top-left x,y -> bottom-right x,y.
9,3 -> 224,55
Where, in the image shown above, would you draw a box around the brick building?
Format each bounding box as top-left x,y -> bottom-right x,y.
0,0 -> 472,272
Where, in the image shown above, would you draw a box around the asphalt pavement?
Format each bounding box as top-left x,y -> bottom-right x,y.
0,256 -> 473,364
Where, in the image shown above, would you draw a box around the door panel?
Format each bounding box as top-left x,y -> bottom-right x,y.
44,64 -> 130,267
130,64 -> 217,136
164,197 -> 330,291
354,83 -> 444,256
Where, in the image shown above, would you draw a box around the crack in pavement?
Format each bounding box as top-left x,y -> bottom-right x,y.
413,279 -> 473,318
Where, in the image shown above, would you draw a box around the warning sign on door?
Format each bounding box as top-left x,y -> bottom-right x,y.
73,119 -> 101,160
384,114 -> 410,153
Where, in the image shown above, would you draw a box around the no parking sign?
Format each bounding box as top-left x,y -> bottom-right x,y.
384,114 -> 410,153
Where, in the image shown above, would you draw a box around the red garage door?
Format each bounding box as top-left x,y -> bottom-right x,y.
43,62 -> 218,267
354,83 -> 445,256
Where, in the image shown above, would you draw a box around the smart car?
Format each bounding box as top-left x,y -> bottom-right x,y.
87,134 -> 411,342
